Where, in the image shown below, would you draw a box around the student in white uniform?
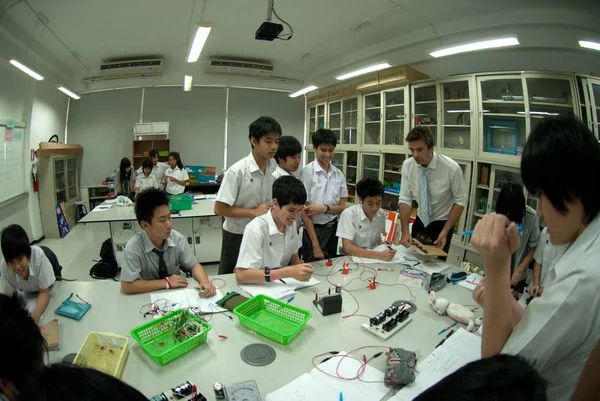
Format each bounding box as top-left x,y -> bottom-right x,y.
134,158 -> 160,199
116,157 -> 136,199
0,294 -> 46,401
163,152 -> 189,195
136,149 -> 169,185
273,136 -> 323,260
0,225 -> 55,323
398,126 -> 467,258
299,129 -> 348,261
336,178 -> 395,261
235,176 -> 314,284
215,116 -> 281,275
471,115 -> 600,401
529,226 -> 566,297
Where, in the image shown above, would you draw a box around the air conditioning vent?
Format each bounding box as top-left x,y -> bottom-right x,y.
207,59 -> 274,76
99,58 -> 163,78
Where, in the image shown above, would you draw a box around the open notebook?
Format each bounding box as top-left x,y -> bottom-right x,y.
390,328 -> 481,400
266,351 -> 389,401
238,277 -> 320,300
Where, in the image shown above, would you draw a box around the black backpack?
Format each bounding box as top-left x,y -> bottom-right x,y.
90,238 -> 119,280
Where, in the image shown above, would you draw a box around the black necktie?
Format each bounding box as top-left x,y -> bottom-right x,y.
152,249 -> 168,279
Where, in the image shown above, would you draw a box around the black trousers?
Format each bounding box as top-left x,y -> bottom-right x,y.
302,220 -> 338,262
411,217 -> 453,261
218,229 -> 244,275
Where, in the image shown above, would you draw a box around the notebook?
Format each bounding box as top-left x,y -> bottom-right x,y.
40,319 -> 61,351
238,282 -> 295,300
458,273 -> 484,292
278,277 -> 320,290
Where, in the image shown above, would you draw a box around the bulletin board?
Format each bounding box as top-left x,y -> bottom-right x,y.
0,118 -> 27,205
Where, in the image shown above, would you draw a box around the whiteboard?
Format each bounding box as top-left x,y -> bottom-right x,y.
0,119 -> 26,205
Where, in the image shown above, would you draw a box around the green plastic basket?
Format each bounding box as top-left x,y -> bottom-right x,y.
169,194 -> 193,211
130,309 -> 211,365
233,295 -> 312,345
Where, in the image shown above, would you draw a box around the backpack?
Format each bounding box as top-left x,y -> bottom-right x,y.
90,238 -> 119,279
40,246 -> 63,279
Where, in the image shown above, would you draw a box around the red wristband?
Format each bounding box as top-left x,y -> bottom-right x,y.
164,277 -> 172,289
270,270 -> 276,281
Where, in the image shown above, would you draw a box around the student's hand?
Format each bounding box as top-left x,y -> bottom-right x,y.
379,249 -> 396,261
199,281 -> 216,298
399,232 -> 412,248
434,230 -> 448,249
471,214 -> 520,271
511,265 -> 526,286
168,274 -> 188,289
528,285 -> 543,297
305,204 -> 326,216
253,203 -> 270,217
290,263 -> 314,282
312,245 -> 325,260
473,277 -> 486,308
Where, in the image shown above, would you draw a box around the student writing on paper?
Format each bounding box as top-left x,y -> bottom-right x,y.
470,116 -> 600,401
528,226 -> 566,297
163,152 -> 189,195
273,135 -> 322,260
116,157 -> 136,200
235,176 -> 314,284
0,294 -> 46,401
134,158 -> 160,200
336,178 -> 395,261
136,149 -> 169,185
120,188 -> 215,296
214,116 -> 281,275
299,129 -> 348,261
0,225 -> 58,322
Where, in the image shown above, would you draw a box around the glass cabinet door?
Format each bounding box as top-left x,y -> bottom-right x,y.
469,163 -> 491,234
346,151 -> 358,186
342,98 -> 359,145
54,159 -> 66,203
308,106 -> 317,144
361,153 -> 381,180
590,81 -> 600,136
328,101 -> 341,143
479,77 -> 527,157
317,104 -> 326,130
306,150 -> 315,164
363,93 -> 382,145
413,84 -> 438,145
441,80 -> 471,151
383,153 -> 404,199
383,89 -> 406,146
526,77 -> 575,132
332,152 -> 345,172
490,166 -> 523,213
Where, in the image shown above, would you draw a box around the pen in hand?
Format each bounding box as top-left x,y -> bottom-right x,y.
462,223 -> 523,237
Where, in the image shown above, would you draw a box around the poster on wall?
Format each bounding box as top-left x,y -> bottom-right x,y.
4,128 -> 13,142
13,129 -> 23,142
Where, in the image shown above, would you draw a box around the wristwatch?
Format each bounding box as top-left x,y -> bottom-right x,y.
325,205 -> 331,214
264,266 -> 271,282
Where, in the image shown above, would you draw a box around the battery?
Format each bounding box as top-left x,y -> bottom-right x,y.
213,382 -> 225,399
172,381 -> 194,399
149,393 -> 168,401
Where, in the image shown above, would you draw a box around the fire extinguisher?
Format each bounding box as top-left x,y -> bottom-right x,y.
32,162 -> 38,192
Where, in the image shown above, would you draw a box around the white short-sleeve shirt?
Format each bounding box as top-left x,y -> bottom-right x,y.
336,204 -> 386,250
299,161 -> 348,225
0,246 -> 55,294
164,166 -> 189,194
272,166 -> 293,180
135,173 -> 160,192
512,205 -> 541,272
235,210 -> 302,270
216,153 -> 276,234
502,214 -> 600,401
398,153 -> 467,224
533,227 -> 567,287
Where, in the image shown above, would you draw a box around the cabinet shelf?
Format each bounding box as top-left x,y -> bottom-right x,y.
386,119 -> 405,123
329,112 -> 341,116
384,170 -> 402,174
364,167 -> 380,171
344,127 -> 357,129
384,191 -> 400,196
415,100 -> 437,104
365,121 -> 381,124
482,113 -> 526,118
347,165 -> 358,169
473,212 -> 485,218
416,124 -> 436,127
444,98 -> 470,103
443,124 -> 470,128
476,184 -> 489,190
386,104 -> 405,108
482,100 -> 524,104
529,101 -> 572,108
347,183 -> 356,187
365,106 -> 381,111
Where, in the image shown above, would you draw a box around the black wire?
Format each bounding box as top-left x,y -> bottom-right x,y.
272,5 -> 293,40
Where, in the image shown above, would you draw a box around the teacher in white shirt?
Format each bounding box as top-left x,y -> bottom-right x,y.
398,126 -> 467,255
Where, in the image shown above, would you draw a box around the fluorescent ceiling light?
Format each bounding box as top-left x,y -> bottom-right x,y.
579,40 -> 600,51
7,58 -> 44,80
184,75 -> 193,92
335,62 -> 391,80
289,85 -> 318,98
57,86 -> 80,100
430,37 -> 519,58
187,22 -> 214,63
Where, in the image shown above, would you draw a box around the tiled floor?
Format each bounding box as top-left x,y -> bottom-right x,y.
38,223 -> 220,282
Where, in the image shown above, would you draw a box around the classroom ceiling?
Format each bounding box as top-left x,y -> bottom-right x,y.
1,0 -> 600,93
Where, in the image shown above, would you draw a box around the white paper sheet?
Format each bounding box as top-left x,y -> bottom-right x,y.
458,273 -> 484,292
149,288 -> 226,318
413,260 -> 452,275
91,204 -> 113,212
351,244 -> 418,265
265,373 -> 338,401
279,277 -> 320,290
238,282 -> 295,300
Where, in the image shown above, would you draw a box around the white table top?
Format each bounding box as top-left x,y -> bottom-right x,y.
42,260 -> 478,400
79,198 -> 217,223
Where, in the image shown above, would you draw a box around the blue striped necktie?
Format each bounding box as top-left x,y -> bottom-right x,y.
420,166 -> 432,227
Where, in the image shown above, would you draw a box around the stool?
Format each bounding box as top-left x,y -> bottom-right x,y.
75,201 -> 88,223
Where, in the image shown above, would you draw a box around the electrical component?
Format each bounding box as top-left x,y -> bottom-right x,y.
172,381 -> 194,399
149,394 -> 168,401
369,312 -> 386,326
325,259 -> 333,267
382,317 -> 398,332
368,279 -> 376,289
384,305 -> 398,317
213,382 -> 225,399
335,285 -> 342,294
313,294 -> 342,316
342,264 -> 350,275
362,315 -> 412,341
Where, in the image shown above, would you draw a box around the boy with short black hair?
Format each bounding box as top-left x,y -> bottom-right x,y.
299,129 -> 348,261
235,176 -> 314,284
120,188 -> 215,296
0,224 -> 59,322
273,135 -> 302,179
215,116 -> 282,275
136,149 -> 169,184
336,178 -> 395,261
0,294 -> 46,401
134,158 -> 160,199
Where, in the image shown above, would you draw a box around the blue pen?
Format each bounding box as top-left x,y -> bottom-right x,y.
462,223 -> 523,237
339,391 -> 343,401
287,296 -> 294,303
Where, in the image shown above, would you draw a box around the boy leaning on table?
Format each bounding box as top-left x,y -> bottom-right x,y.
235,176 -> 314,284
120,188 -> 216,296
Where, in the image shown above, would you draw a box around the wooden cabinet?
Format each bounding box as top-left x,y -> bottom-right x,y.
132,139 -> 170,169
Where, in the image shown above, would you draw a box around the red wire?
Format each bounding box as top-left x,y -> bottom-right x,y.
311,345 -> 392,383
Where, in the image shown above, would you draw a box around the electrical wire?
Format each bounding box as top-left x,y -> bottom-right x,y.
271,1 -> 293,41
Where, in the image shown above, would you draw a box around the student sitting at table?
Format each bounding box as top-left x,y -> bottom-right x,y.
116,157 -> 136,200
136,149 -> 169,184
528,226 -> 567,298
0,225 -> 57,322
120,188 -> 216,296
0,294 -> 46,401
336,178 -> 396,261
235,176 -> 314,284
471,115 -> 600,400
134,158 -> 160,200
163,151 -> 189,195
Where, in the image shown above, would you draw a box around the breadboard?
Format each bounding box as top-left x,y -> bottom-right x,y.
361,317 -> 412,340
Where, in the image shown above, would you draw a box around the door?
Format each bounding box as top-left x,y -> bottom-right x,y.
195,216 -> 223,264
